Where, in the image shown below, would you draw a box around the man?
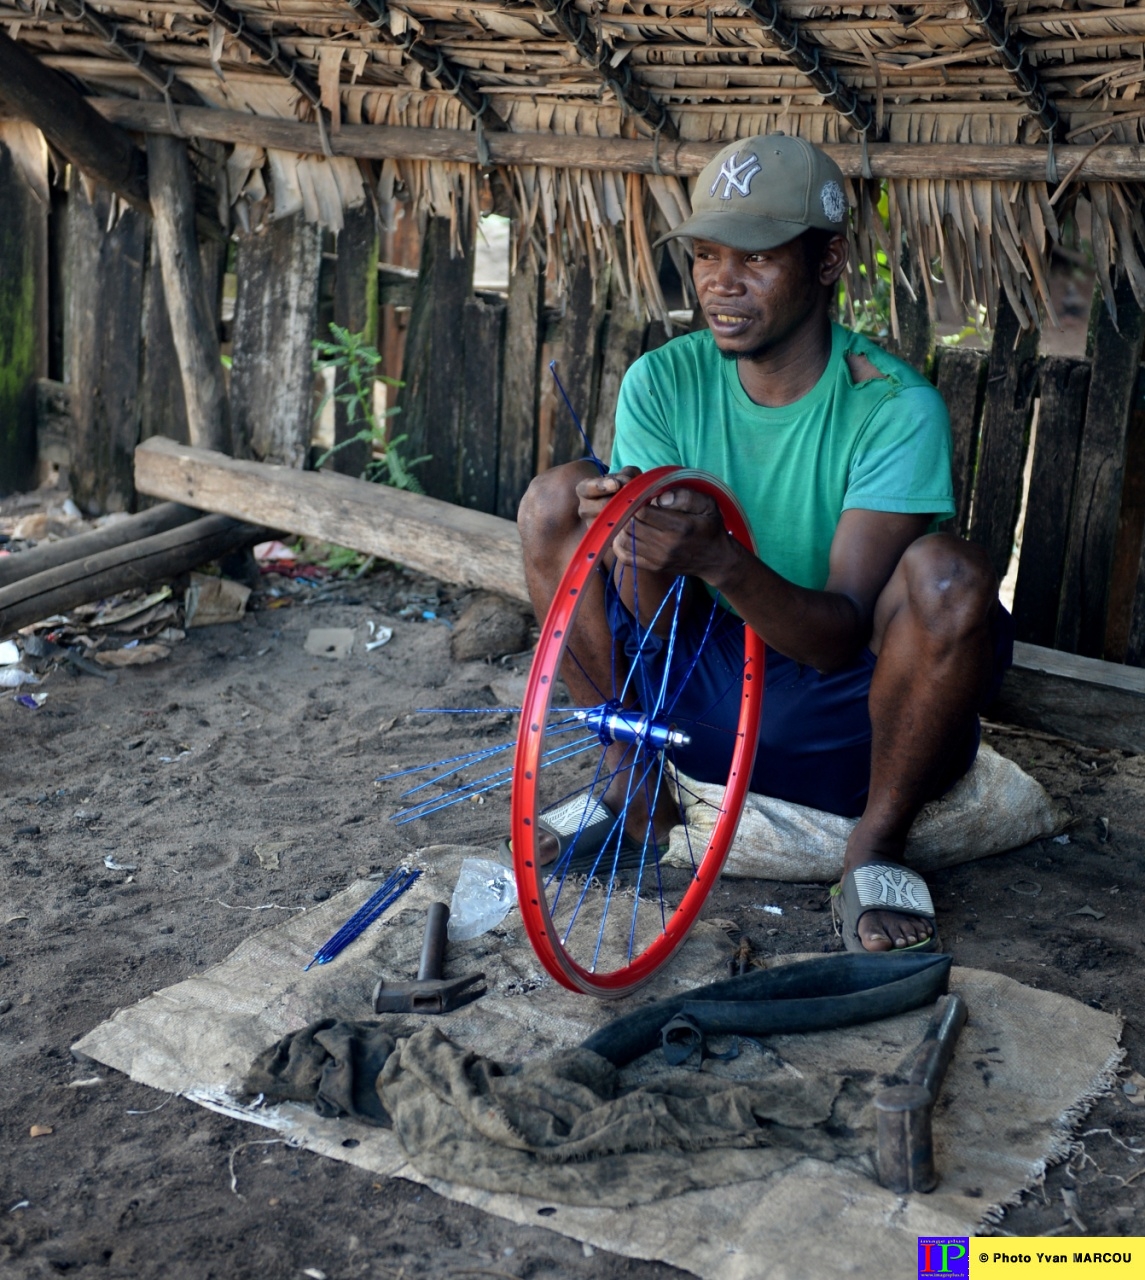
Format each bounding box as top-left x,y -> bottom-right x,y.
517,134 -> 1012,954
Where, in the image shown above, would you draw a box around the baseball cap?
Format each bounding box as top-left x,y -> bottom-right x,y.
655,133 -> 849,251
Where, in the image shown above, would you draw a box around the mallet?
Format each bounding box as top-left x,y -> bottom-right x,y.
372,902 -> 486,1015
875,991 -> 968,1194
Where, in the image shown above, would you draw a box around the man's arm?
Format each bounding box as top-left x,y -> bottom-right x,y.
603,482 -> 929,672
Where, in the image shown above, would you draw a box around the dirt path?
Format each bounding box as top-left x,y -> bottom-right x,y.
2,561 -> 1143,1277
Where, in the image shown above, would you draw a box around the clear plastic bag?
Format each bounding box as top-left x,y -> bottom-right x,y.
448,857 -> 518,941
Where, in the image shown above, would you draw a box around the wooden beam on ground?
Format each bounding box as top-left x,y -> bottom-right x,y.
0,512 -> 261,639
1056,278 -> 1145,658
989,641 -> 1145,754
146,133 -> 231,454
0,502 -> 201,589
230,213 -> 322,468
967,297 -> 1040,582
89,100 -> 1145,182
0,33 -> 149,212
134,436 -> 530,602
1011,356 -> 1089,648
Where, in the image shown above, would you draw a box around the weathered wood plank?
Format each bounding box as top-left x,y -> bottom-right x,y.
397,216 -> 472,505
989,640 -> 1145,753
496,250 -> 542,519
1119,372 -> 1145,667
932,346 -> 986,536
967,297 -> 1040,581
230,212 -> 322,468
1102,366 -> 1145,662
134,436 -> 529,602
458,294 -> 506,513
1056,278 -> 1145,657
546,261 -> 609,469
89,100 -> 1145,183
139,228 -> 190,448
1011,356 -> 1090,648
0,134 -> 47,495
0,33 -> 149,211
145,133 -> 230,453
331,201 -> 379,478
0,512 -> 260,639
65,180 -> 147,513
592,285 -> 646,469
0,501 -> 199,589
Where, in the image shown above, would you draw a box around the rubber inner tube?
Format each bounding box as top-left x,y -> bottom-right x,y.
580,952 -> 953,1067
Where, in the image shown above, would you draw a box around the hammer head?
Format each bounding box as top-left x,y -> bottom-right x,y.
372,972 -> 486,1015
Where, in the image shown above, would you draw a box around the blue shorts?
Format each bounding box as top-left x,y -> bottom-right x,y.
604,580 -> 1015,819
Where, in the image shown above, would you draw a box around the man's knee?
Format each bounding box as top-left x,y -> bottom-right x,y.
517,462 -> 595,553
898,533 -> 997,639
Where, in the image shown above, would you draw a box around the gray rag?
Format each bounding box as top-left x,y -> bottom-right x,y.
245,1022 -> 858,1206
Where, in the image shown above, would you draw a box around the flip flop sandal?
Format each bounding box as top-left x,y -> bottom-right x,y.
832,861 -> 939,954
500,795 -> 660,876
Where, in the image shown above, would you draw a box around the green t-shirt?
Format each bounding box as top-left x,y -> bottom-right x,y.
611,323 -> 955,591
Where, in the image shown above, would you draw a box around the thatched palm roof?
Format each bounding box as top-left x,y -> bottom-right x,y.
3,0 -> 1145,327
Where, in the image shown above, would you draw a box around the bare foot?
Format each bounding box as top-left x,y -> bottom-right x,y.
842,829 -> 934,952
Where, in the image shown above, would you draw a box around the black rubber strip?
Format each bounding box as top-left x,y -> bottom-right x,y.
580,952 -> 952,1068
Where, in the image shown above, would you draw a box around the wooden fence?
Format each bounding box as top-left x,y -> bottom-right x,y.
4,160 -> 1145,669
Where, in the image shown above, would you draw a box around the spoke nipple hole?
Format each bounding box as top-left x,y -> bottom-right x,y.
531,899 -> 538,905
587,551 -> 595,560
554,629 -> 563,638
525,860 -> 533,867
524,818 -> 532,826
531,724 -> 539,731
569,587 -> 578,595
541,674 -> 549,683
525,771 -> 533,779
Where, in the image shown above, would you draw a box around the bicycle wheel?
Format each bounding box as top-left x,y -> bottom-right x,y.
511,466 -> 765,997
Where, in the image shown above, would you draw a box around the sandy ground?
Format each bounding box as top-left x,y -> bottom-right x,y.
2,529 -> 1145,1277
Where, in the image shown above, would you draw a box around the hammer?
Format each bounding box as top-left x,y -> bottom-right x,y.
372,901 -> 486,1015
875,992 -> 968,1194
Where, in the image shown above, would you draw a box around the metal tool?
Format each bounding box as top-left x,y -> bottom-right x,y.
304,866 -> 421,970
875,992 -> 968,1194
372,902 -> 486,1015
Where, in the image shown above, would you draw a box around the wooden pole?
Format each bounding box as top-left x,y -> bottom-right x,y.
1056,278 -> 1145,658
397,216 -> 473,505
64,180 -> 148,514
0,502 -> 201,588
134,435 -> 529,602
145,133 -> 231,454
230,213 -> 322,467
0,133 -> 47,495
0,34 -> 148,211
90,99 -> 1145,183
966,296 -> 1041,582
0,512 -> 261,639
331,201 -> 379,479
496,249 -> 542,520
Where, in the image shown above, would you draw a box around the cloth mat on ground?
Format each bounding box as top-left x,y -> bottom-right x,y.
666,743 -> 1060,881
74,845 -> 1121,1280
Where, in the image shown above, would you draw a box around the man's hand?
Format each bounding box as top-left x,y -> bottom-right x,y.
575,466 -> 642,524
613,485 -> 740,586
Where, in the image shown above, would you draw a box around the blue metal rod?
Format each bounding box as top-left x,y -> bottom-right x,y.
304,867 -> 421,969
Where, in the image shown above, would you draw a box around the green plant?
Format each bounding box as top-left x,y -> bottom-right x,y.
312,323 -> 429,492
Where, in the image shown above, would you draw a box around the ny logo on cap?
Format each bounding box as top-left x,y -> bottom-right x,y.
710,151 -> 762,201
